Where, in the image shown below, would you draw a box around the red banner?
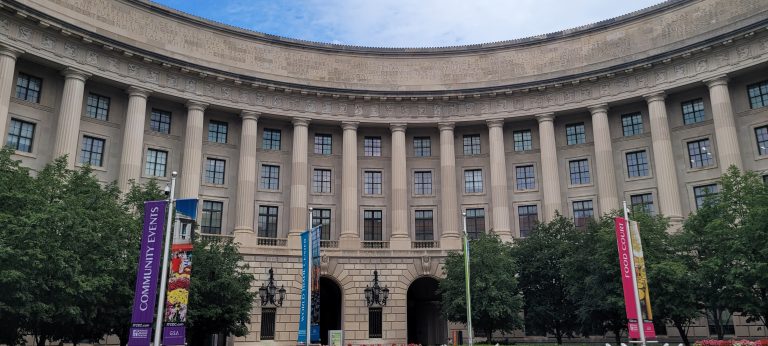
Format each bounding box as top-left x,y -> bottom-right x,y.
614,217 -> 656,340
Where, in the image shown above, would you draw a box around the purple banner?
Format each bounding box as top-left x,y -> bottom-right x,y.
128,200 -> 167,346
162,324 -> 185,346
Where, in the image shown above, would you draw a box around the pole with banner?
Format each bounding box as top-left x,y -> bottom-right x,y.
298,228 -> 310,345
153,172 -> 177,346
310,210 -> 321,343
462,212 -> 474,346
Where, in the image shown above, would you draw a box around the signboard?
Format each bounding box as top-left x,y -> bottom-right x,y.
297,230 -> 310,344
329,330 -> 343,346
311,226 -> 321,343
614,217 -> 656,340
162,198 -> 198,346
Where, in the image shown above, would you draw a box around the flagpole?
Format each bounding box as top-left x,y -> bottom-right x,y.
153,171 -> 177,346
462,212 -> 474,346
623,201 -> 646,346
306,207 -> 313,346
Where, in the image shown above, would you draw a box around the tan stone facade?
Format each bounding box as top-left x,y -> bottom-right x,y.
2,0 -> 768,344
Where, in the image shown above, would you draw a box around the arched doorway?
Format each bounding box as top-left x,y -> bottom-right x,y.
319,277 -> 342,345
408,277 -> 448,346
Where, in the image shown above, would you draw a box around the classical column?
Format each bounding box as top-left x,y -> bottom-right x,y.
178,101 -> 207,198
487,119 -> 512,241
0,45 -> 23,146
339,122 -> 360,249
589,104 -> 620,215
117,86 -> 151,192
390,123 -> 410,249
439,122 -> 461,249
705,75 -> 743,172
288,118 -> 310,247
53,67 -> 91,168
234,111 -> 259,240
537,113 -> 562,221
645,93 -> 683,222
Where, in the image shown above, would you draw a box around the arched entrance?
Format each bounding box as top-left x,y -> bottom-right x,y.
408,277 -> 448,346
319,277 -> 342,345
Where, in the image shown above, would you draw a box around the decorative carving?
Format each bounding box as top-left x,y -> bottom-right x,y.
63,42 -> 76,58
17,26 -> 31,41
127,64 -> 139,76
85,51 -> 98,65
41,35 -> 55,50
421,256 -> 431,275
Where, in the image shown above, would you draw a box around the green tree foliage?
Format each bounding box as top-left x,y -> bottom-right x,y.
440,234 -> 523,341
736,170 -> 768,329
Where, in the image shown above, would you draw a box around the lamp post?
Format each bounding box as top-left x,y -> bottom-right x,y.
462,212 -> 474,346
259,268 -> 286,307
153,171 -> 177,346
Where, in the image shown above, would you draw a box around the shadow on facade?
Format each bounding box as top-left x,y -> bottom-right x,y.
408,277 -> 448,346
320,276 -> 342,345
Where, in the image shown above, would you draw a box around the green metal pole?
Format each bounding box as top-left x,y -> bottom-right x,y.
462,212 -> 474,346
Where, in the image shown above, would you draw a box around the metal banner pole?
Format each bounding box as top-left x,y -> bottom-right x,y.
462,212 -> 473,346
623,201 -> 646,346
153,171 -> 177,346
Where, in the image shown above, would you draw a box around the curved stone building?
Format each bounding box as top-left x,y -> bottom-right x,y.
2,0 -> 768,344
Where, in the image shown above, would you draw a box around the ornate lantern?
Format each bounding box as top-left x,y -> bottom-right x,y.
259,268 -> 285,307
364,270 -> 389,307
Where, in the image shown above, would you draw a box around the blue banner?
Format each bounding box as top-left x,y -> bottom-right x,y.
297,231 -> 310,344
311,226 -> 321,343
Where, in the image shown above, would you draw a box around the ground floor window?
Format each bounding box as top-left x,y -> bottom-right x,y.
369,307 -> 382,338
260,308 -> 276,340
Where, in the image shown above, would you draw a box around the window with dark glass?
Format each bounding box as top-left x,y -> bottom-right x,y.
414,210 -> 434,241
15,73 -> 41,103
205,158 -> 226,185
260,308 -> 276,340
207,120 -> 228,143
86,93 -> 110,121
312,169 -> 332,193
631,193 -> 654,215
682,99 -> 705,124
621,113 -> 643,136
262,129 -> 281,150
463,134 -> 481,155
314,134 -> 332,155
312,208 -> 331,240
150,109 -> 171,134
369,307 -> 383,338
466,208 -> 485,240
201,200 -> 223,234
569,159 -> 591,185
748,80 -> 768,109
144,149 -> 167,177
755,125 -> 768,156
80,136 -> 105,166
464,169 -> 483,193
6,118 -> 35,153
573,200 -> 594,229
515,165 -> 536,190
258,206 -> 279,238
707,310 -> 735,336
364,136 -> 382,157
694,184 -> 718,210
688,139 -> 714,168
566,123 -> 586,145
363,210 -> 383,241
518,205 -> 538,238
260,164 -> 280,190
414,171 -> 433,195
364,171 -> 382,195
626,150 -> 649,178
413,136 -> 431,157
513,130 -> 532,151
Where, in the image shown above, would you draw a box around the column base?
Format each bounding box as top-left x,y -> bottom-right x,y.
339,234 -> 361,249
287,231 -> 303,249
440,235 -> 463,251
667,215 -> 684,233
389,235 -> 411,250
233,229 -> 256,248
494,229 -> 514,243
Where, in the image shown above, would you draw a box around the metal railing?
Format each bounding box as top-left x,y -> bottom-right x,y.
320,240 -> 339,248
257,237 -> 288,247
361,240 -> 390,249
412,240 -> 440,249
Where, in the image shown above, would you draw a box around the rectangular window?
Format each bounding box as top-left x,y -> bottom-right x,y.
463,134 -> 481,155
569,159 -> 591,185
80,136 -> 105,166
513,130 -> 532,152
414,171 -> 433,195
314,134 -> 332,155
258,206 -> 279,238
260,164 -> 280,190
566,123 -> 586,145
15,73 -> 41,103
748,80 -> 768,109
414,136 -> 431,157
150,109 -> 171,134
86,93 -> 110,121
144,149 -> 168,177
207,120 -> 228,143
201,200 -> 223,234
368,307 -> 383,338
626,150 -> 649,178
363,210 -> 383,241
681,99 -> 705,124
518,205 -> 538,238
260,308 -> 276,340
466,208 -> 485,240
621,113 -> 643,136
464,169 -> 483,193
6,118 -> 35,153
515,165 -> 536,190
631,193 -> 654,215
312,169 -> 332,193
414,210 -> 434,241
707,310 -> 735,336
755,125 -> 768,156
262,129 -> 281,150
364,136 -> 382,156
688,139 -> 714,168
205,158 -> 226,185
363,171 -> 382,195
694,184 -> 718,210
573,200 -> 594,229
312,208 -> 331,240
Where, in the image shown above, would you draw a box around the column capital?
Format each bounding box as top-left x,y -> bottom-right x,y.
185,100 -> 208,112
438,122 -> 455,131
292,117 -> 311,127
0,44 -> 24,59
126,86 -> 151,99
643,92 -> 666,103
390,123 -> 407,132
341,121 -> 359,131
240,110 -> 260,121
61,67 -> 91,81
486,118 -> 505,128
535,112 -> 555,123
704,74 -> 729,88
588,103 -> 609,115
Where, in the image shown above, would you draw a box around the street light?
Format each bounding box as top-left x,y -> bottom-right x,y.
364,270 -> 389,307
259,268 -> 285,307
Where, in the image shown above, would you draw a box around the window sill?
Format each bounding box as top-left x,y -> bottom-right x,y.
75,163 -> 107,172
11,150 -> 37,159
686,164 -> 718,173
81,116 -> 119,129
144,130 -> 180,141
625,175 -> 653,183
202,183 -> 227,189
567,182 -> 595,189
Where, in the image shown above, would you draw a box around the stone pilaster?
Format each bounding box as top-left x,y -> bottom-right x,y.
705,75 -> 743,172
340,122 -> 360,249
645,93 -> 683,222
0,45 -> 23,147
439,122 -> 461,249
390,123 -> 410,249
178,101 -> 207,198
589,104 -> 619,215
288,117 -> 310,248
487,119 -> 512,242
536,113 -> 562,221
234,111 -> 259,245
117,86 -> 151,192
53,67 -> 91,168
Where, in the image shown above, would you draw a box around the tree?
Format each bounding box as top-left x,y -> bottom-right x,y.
737,170 -> 768,329
440,234 -> 523,341
512,214 -> 581,344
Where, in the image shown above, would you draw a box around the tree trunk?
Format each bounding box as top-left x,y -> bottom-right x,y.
486,329 -> 493,344
712,308 -> 724,340
674,321 -> 690,346
613,326 -> 622,346
555,332 -> 563,345
35,334 -> 46,346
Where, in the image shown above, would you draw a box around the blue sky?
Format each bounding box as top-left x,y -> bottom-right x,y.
152,0 -> 662,47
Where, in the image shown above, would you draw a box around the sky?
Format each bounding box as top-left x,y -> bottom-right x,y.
152,0 -> 663,48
